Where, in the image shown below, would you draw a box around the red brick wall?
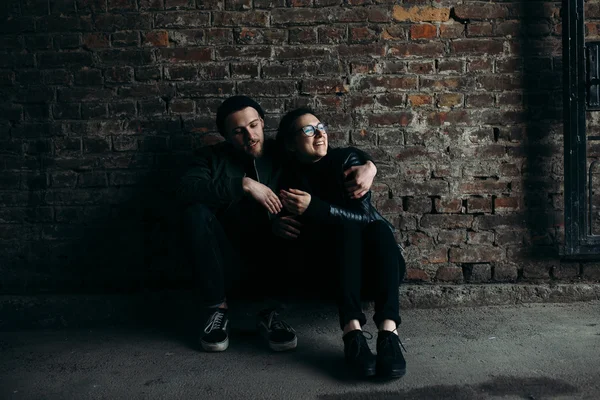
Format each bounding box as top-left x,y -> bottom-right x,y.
1,0 -> 596,292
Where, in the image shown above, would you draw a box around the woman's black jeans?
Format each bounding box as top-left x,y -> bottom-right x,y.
294,219 -> 405,330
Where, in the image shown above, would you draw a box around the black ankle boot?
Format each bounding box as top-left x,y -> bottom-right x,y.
343,330 -> 376,378
376,331 -> 406,379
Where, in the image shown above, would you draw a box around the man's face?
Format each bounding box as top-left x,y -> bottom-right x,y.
223,107 -> 265,159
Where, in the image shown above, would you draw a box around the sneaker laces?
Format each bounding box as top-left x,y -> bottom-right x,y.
204,309 -> 225,334
264,309 -> 295,333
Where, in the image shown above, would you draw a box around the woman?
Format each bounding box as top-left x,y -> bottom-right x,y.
274,108 -> 407,379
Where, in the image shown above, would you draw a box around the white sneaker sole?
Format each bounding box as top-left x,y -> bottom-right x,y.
269,337 -> 297,352
201,337 -> 229,352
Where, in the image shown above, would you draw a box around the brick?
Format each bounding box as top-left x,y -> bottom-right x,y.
24,105 -> 50,120
421,76 -> 471,91
476,214 -> 527,230
427,110 -> 471,126
16,87 -> 55,103
81,104 -> 107,118
78,172 -> 108,188
493,263 -> 518,282
118,84 -> 175,98
83,33 -> 110,49
454,4 -> 507,20
239,80 -> 296,97
349,26 -> 381,44
140,0 -> 164,9
435,266 -> 463,282
0,17 -> 35,34
213,11 -> 269,27
139,99 -> 167,116
467,23 -> 493,37
405,197 -> 431,213
437,93 -> 463,108
424,248 -> 448,264
289,28 -> 317,44
406,268 -> 430,281
141,31 -> 168,47
77,0 -> 108,12
23,0 -> 50,15
459,180 -> 510,195
440,23 -> 464,39
388,42 -> 445,58
468,197 -> 492,213
37,15 -> 93,32
464,263 -> 492,283
408,61 -> 433,74
218,45 -> 271,59
105,67 -> 134,83
451,40 -> 503,56
355,76 -> 417,93
272,8 -> 330,25
318,26 -> 346,44
382,26 -> 407,41
155,12 -> 210,28
109,102 -> 136,117
165,65 -> 197,81
421,214 -> 473,229
237,28 -> 287,45
55,34 -> 81,49
170,99 -> 195,114
226,0 -> 252,10
159,48 -> 212,63
58,88 -> 114,102
466,93 -> 494,108
410,24 -> 436,39
199,64 -> 229,80
478,75 -> 521,91
337,44 -> 385,57
408,94 -> 432,107
75,68 -> 103,86
450,246 -> 503,263
38,52 -> 94,68
522,262 -> 551,279
494,197 -> 522,213
178,82 -> 236,97
393,6 -> 450,22
98,49 -> 154,65
83,137 -> 111,153
301,78 -> 347,95
108,0 -> 137,10
438,59 -> 463,74
376,94 -> 406,109
367,112 -> 412,127
553,263 -> 580,280
112,136 -> 138,152
581,263 -> 600,281
165,0 -> 194,9
434,197 -> 462,214
24,35 -> 52,49
497,93 -> 522,107
136,66 -> 162,81
170,30 -> 207,46
350,61 -> 377,74
437,230 -> 466,245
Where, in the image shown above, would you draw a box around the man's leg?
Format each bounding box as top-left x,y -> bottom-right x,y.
181,204 -> 234,352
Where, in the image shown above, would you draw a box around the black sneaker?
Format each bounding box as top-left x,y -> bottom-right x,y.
257,308 -> 297,352
343,330 -> 377,378
200,308 -> 229,352
376,330 -> 407,379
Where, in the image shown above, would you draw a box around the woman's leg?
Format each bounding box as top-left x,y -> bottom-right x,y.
361,220 -> 405,331
334,221 -> 368,331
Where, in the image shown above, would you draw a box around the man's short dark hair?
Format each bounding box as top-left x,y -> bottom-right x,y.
216,95 -> 265,136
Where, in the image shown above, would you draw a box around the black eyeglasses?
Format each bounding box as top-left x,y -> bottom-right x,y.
297,123 -> 327,137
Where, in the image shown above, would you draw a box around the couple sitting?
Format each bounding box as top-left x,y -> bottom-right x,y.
178,96 -> 406,379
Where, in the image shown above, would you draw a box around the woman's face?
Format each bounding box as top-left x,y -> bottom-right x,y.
291,113 -> 328,163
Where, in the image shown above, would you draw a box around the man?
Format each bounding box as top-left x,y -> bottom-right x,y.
177,95 -> 377,352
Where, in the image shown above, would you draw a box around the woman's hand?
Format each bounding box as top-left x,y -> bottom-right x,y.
272,216 -> 302,239
280,189 -> 311,215
343,160 -> 377,199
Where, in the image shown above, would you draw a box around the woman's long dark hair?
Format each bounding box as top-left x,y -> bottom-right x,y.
276,107 -> 323,161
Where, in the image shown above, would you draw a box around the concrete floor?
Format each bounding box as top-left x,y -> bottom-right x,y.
1,301 -> 599,399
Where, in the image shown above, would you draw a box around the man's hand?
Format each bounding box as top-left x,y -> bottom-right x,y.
243,177 -> 282,214
343,160 -> 377,199
280,189 -> 311,215
272,216 -> 302,240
